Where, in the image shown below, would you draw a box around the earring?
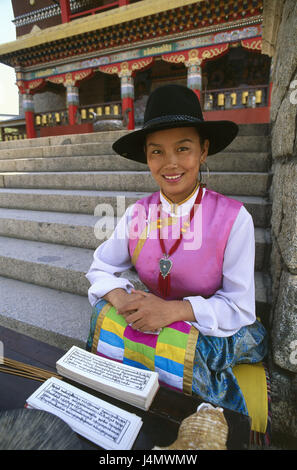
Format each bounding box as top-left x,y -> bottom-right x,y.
199,163 -> 210,187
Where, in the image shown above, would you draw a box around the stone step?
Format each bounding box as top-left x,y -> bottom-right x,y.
0,235 -> 92,297
237,123 -> 270,136
0,275 -> 91,351
0,130 -> 128,150
0,151 -> 270,173
0,142 -> 120,160
0,189 -> 271,227
0,136 -> 269,161
0,124 -> 269,151
0,171 -> 270,196
0,235 -> 270,310
0,208 -> 270,270
0,154 -> 147,172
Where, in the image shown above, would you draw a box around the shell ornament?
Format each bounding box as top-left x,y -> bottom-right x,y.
153,403 -> 228,450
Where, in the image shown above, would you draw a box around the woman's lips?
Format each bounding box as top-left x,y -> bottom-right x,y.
162,173 -> 184,183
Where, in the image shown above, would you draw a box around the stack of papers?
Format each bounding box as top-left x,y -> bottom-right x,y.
56,346 -> 159,410
26,377 -> 142,450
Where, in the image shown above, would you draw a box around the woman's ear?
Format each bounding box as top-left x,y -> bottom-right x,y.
200,139 -> 210,164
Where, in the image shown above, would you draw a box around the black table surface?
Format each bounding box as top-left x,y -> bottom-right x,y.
0,325 -> 251,451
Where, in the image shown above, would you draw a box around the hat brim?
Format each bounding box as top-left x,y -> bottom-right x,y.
112,120 -> 238,164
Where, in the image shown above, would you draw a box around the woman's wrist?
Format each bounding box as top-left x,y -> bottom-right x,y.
164,299 -> 196,325
168,300 -> 196,323
103,288 -> 130,310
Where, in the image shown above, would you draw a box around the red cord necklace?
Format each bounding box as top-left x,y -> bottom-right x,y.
157,184 -> 203,298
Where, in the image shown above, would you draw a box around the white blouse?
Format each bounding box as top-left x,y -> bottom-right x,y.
86,187 -> 256,337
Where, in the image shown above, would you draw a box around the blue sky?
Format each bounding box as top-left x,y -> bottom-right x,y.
0,0 -> 19,115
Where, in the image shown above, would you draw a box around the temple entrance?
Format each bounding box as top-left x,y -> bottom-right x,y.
33,82 -> 66,131
78,71 -> 122,124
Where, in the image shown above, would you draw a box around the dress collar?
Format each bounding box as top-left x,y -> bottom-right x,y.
160,183 -> 205,216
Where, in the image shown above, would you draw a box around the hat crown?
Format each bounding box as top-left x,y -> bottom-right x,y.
143,84 -> 204,125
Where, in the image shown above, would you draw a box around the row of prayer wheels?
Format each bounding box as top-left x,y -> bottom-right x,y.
2,133 -> 27,141
35,103 -> 122,126
80,104 -> 121,120
35,112 -> 67,126
204,88 -> 264,110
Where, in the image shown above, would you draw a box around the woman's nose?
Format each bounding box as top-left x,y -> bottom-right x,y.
163,151 -> 179,167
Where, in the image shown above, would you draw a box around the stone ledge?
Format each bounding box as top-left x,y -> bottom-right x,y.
271,271 -> 297,373
269,357 -> 297,440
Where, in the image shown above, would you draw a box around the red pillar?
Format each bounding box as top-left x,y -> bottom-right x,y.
23,93 -> 36,139
25,112 -> 36,139
120,75 -> 135,130
68,105 -> 78,125
59,0 -> 71,23
119,0 -> 130,5
122,97 -> 135,130
66,85 -> 79,125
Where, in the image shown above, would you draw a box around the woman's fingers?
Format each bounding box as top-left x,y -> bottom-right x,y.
131,289 -> 149,297
117,299 -> 140,316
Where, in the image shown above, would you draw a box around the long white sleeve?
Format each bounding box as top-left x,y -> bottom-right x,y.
184,205 -> 256,337
86,206 -> 135,306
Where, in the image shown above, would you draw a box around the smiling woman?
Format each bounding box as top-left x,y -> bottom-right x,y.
85,84 -> 268,423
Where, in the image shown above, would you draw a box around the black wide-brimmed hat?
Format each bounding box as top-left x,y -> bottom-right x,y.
112,84 -> 238,163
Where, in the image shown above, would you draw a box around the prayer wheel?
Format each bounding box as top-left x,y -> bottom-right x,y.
231,92 -> 237,105
217,93 -> 225,106
255,89 -> 262,104
242,91 -> 249,104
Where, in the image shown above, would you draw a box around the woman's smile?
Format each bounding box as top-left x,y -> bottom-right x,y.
162,173 -> 184,182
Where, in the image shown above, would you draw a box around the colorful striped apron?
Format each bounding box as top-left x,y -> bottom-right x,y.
87,299 -> 198,395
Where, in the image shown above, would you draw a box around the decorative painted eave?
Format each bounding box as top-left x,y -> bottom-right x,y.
0,0 -> 199,55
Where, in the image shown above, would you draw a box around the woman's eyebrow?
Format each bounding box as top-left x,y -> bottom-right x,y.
146,142 -> 162,147
147,138 -> 193,147
176,138 -> 193,144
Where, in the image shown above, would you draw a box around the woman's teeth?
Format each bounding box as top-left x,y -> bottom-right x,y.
164,174 -> 183,180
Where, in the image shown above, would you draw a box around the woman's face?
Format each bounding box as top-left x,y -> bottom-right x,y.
146,127 -> 209,204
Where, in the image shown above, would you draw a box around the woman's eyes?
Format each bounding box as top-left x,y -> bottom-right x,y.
150,147 -> 189,155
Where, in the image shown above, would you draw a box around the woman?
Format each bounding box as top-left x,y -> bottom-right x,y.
86,84 -> 267,415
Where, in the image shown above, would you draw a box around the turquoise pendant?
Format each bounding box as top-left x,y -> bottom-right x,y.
159,255 -> 172,279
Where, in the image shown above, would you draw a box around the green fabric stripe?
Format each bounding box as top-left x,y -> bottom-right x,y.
106,306 -> 128,328
158,328 -> 188,348
124,337 -> 155,362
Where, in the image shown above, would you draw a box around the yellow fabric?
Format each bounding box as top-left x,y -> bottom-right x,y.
102,316 -> 126,340
155,342 -> 186,364
233,362 -> 268,434
91,302 -> 110,354
183,326 -> 199,395
124,347 -> 155,371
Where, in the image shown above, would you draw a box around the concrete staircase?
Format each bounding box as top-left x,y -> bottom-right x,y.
0,124 -> 272,350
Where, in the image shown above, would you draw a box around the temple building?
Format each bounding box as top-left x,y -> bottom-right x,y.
0,0 -> 271,140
